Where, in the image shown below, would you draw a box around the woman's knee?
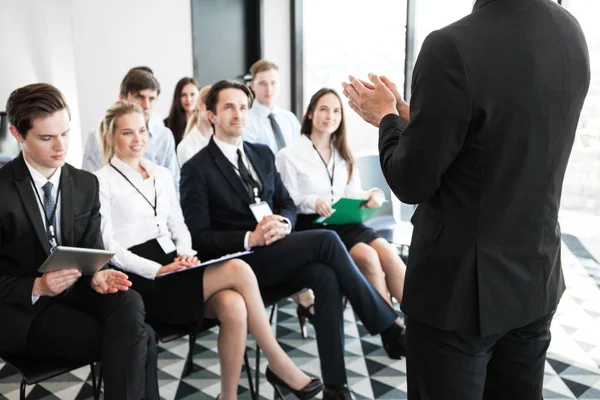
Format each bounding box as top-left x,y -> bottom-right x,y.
351,243 -> 382,275
214,290 -> 248,326
223,259 -> 258,286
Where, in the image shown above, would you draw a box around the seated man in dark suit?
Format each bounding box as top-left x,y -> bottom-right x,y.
180,80 -> 406,400
0,83 -> 159,400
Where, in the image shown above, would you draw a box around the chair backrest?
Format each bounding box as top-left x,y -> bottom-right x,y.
355,154 -> 393,217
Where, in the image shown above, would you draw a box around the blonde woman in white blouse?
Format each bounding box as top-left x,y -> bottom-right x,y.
276,88 -> 407,334
96,101 -> 322,400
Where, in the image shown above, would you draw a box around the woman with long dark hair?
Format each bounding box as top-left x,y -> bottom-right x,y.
165,77 -> 200,145
276,88 -> 407,338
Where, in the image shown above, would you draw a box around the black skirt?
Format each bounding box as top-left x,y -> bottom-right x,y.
126,239 -> 205,327
295,214 -> 380,251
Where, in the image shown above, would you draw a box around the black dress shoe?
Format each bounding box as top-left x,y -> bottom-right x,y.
322,385 -> 357,400
381,324 -> 407,359
265,366 -> 323,399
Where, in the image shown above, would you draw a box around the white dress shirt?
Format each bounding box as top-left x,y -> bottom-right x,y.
244,102 -> 301,155
213,136 -> 291,249
276,135 -> 381,214
177,126 -> 211,167
95,156 -> 196,279
82,117 -> 180,189
24,158 -> 62,304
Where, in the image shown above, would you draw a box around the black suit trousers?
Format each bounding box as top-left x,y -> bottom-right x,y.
25,286 -> 159,400
405,313 -> 553,400
242,229 -> 397,384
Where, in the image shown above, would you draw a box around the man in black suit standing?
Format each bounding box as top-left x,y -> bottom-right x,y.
0,83 -> 159,399
343,0 -> 591,398
180,80 -> 406,400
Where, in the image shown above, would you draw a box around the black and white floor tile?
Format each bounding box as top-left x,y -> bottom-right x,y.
2,230 -> 600,399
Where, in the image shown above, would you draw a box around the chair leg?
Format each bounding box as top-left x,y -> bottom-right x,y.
182,333 -> 196,377
20,378 -> 26,400
269,303 -> 277,324
90,363 -> 98,400
243,350 -> 256,400
96,364 -> 103,399
255,343 -> 261,399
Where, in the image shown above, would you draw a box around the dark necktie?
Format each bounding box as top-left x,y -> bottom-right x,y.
237,149 -> 258,201
268,113 -> 286,151
42,182 -> 57,244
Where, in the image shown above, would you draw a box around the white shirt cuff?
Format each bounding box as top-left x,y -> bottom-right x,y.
176,246 -> 197,258
281,217 -> 292,234
305,195 -> 320,212
244,231 -> 252,251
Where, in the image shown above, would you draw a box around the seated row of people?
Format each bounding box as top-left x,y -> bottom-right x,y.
174,61 -> 407,338
1,73 -> 407,400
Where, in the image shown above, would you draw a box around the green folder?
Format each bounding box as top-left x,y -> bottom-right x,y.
312,198 -> 388,225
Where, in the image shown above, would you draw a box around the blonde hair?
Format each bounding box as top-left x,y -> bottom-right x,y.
98,100 -> 145,165
183,85 -> 212,138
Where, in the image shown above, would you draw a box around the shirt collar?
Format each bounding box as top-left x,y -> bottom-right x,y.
23,156 -> 62,190
213,135 -> 245,165
252,101 -> 279,118
110,156 -> 156,183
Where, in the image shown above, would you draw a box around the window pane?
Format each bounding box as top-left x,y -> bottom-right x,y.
303,0 -> 407,156
560,0 -> 600,217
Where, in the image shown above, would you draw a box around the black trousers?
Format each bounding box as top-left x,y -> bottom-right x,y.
242,229 -> 397,385
25,283 -> 159,400
405,313 -> 554,400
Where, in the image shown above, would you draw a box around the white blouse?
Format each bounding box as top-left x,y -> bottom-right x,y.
177,126 -> 211,167
276,135 -> 381,214
95,156 -> 196,279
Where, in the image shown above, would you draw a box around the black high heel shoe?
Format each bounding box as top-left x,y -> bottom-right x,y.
265,367 -> 323,400
296,304 -> 315,339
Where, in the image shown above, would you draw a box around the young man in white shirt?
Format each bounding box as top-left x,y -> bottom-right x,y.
81,68 -> 180,187
1,83 -> 159,399
244,60 -> 301,154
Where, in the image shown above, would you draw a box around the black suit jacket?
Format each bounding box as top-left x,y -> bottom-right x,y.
379,0 -> 590,335
180,137 -> 297,259
0,154 -> 105,353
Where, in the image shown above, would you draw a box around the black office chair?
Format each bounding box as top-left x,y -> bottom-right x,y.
356,154 -> 411,264
0,355 -> 99,400
95,318 -> 255,399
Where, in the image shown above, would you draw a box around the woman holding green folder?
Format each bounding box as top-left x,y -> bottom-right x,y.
276,88 -> 407,336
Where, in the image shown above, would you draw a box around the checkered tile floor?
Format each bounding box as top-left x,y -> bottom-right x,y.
2,238 -> 600,399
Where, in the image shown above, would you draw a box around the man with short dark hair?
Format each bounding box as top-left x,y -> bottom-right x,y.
245,59 -> 301,154
82,69 -> 180,187
181,80 -> 406,400
1,83 -> 159,399
343,0 -> 591,398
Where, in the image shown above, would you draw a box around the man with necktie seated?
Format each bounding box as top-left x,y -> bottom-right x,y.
0,83 -> 159,400
244,60 -> 301,154
180,80 -> 406,400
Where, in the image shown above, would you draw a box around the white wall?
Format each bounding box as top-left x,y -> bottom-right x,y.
71,0 -> 194,139
0,0 -> 194,166
263,0 -> 292,111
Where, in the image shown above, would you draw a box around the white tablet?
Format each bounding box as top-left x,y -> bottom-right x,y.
38,246 -> 115,276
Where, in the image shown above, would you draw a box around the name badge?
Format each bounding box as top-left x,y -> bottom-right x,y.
156,235 -> 177,254
249,201 -> 273,223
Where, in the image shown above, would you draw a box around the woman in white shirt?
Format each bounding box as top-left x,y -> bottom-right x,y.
276,89 -> 407,333
96,101 -> 322,400
177,85 -> 213,167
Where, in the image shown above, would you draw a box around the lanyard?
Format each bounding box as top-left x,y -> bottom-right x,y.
312,143 -> 336,202
110,164 -> 157,217
230,154 -> 262,203
27,171 -> 61,249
